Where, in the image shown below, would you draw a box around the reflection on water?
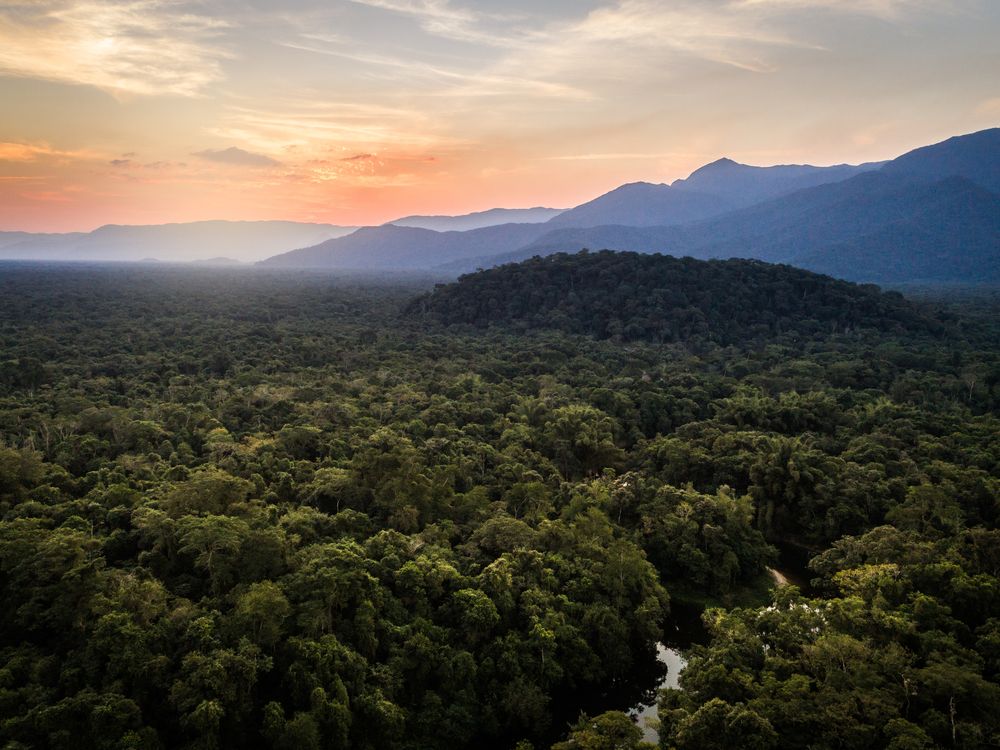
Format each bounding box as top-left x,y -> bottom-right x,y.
625,601 -> 704,744
628,642 -> 686,743
626,565 -> 802,744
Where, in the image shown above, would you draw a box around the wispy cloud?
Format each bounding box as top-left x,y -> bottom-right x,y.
735,0 -> 930,21
0,141 -> 97,162
348,0 -> 527,48
279,36 -> 590,101
193,147 -> 280,168
0,0 -> 229,96
0,0 -> 992,232
508,0 -> 831,82
209,98 -> 461,153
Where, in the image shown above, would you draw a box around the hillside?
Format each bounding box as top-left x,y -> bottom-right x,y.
881,127 -> 1000,192
408,251 -> 942,345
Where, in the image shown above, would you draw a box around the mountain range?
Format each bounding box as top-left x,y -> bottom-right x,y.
0,221 -> 359,264
388,206 -> 564,232
263,128 -> 999,284
3,128 -> 998,283
0,209 -> 564,264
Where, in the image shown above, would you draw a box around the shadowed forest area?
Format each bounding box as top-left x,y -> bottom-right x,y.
1,255 -> 998,750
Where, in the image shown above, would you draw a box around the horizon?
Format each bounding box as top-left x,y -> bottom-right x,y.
0,127 -> 993,236
2,0 -> 998,233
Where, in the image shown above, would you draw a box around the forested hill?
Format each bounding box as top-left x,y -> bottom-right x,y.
406,251 -> 943,345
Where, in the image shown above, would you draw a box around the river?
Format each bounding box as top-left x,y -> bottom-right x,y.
626,600 -> 706,743
628,642 -> 687,743
628,564 -> 803,743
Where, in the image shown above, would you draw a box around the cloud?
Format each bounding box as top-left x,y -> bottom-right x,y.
282,38 -> 591,101
193,147 -> 281,168
341,153 -> 375,161
0,141 -> 96,162
0,1 -> 229,96
208,98 -> 462,153
516,0 -> 824,79
109,158 -> 132,167
735,0 -> 928,20
0,142 -> 55,162
458,0 -> 955,101
347,0 -> 515,47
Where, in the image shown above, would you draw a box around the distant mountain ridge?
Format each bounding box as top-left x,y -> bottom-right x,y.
262,150 -> 899,272
494,129 -> 1000,282
0,221 -> 359,263
260,222 -> 553,271
389,206 -> 564,232
263,129 -> 999,282
880,128 -> 1000,192
543,183 -> 735,228
7,128 -> 997,283
543,159 -> 883,230
671,157 -> 885,206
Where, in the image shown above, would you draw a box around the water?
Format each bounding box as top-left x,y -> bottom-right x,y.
626,565 -> 805,744
628,642 -> 686,743
625,601 -> 705,743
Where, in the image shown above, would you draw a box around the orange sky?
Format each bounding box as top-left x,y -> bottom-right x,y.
1,0 -> 998,232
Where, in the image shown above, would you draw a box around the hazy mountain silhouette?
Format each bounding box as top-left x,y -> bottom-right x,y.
0,231 -> 84,250
0,221 -> 358,263
880,128 -> 1000,192
261,144 -> 911,273
7,129 -> 996,281
465,128 -> 1000,283
542,160 -> 882,230
389,207 -> 564,232
260,222 -> 553,270
543,183 -> 735,228
671,158 -> 884,206
492,172 -> 998,280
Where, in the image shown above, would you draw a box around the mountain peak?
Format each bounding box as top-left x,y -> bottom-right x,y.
683,157 -> 742,178
704,157 -> 740,169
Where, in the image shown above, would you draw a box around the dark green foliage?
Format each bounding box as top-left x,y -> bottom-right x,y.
408,251 -> 943,345
0,257 -> 997,750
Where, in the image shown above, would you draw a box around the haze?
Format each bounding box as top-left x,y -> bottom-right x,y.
1,0 -> 998,233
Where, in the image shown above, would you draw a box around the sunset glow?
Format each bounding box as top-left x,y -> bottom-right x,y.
1,0 -> 998,231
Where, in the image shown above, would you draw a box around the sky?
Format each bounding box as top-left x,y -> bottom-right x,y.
0,0 -> 998,232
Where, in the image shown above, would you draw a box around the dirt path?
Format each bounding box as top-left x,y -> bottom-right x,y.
768,567 -> 790,586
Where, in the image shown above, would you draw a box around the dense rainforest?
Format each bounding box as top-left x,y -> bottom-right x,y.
0,254 -> 998,750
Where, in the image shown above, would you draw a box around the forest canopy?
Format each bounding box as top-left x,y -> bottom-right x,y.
0,256 -> 998,750
407,251 -> 947,345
